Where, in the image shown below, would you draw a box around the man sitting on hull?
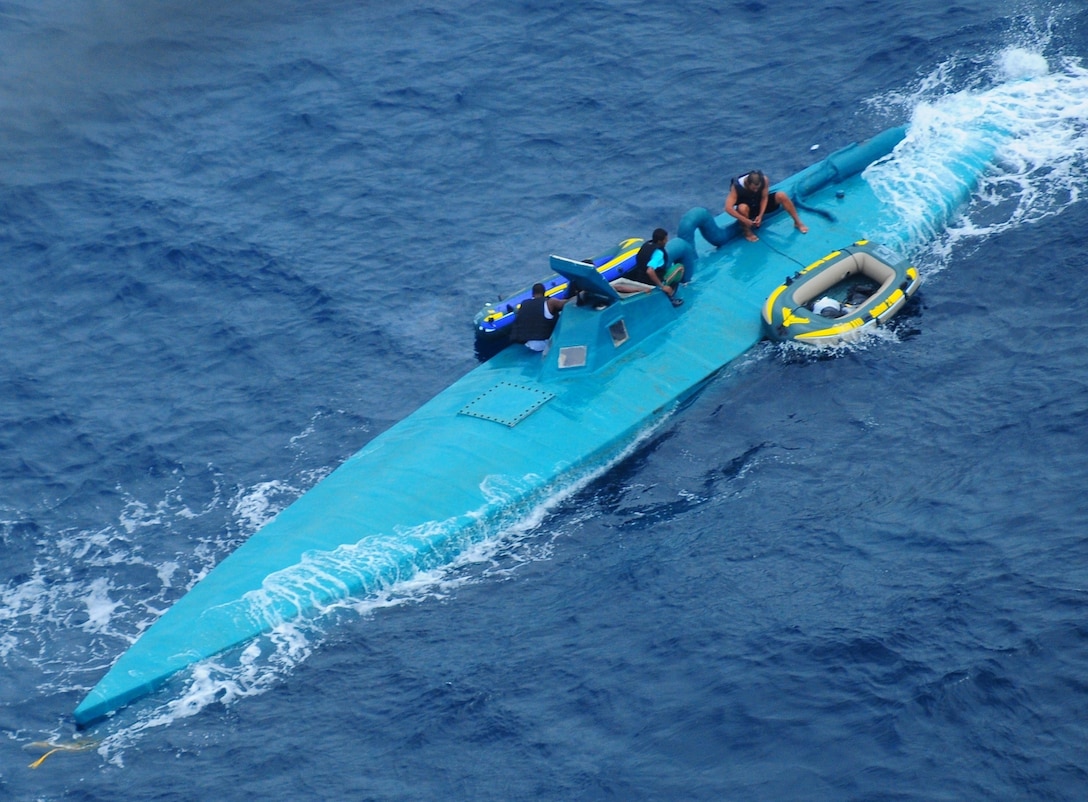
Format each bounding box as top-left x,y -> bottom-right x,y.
508,283 -> 571,352
724,170 -> 808,242
613,228 -> 684,307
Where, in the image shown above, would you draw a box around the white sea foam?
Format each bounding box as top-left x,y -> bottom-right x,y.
866,45 -> 1088,272
231,479 -> 301,531
997,48 -> 1050,81
82,578 -> 122,634
776,323 -> 904,360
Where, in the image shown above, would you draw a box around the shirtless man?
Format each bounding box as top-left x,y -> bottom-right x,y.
725,170 -> 808,242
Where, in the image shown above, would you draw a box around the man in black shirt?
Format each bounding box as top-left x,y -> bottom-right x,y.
725,170 -> 808,242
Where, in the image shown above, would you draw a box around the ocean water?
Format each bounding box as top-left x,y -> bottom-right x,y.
2,1 -> 1088,799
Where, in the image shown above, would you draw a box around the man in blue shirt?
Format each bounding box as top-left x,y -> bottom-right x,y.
623,228 -> 683,307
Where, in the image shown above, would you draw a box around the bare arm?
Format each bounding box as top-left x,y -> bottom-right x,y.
645,264 -> 675,297
754,185 -> 770,223
723,185 -> 752,224
547,296 -> 572,314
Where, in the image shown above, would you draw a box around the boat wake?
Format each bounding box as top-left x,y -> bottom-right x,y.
866,37 -> 1088,272
48,411 -> 674,762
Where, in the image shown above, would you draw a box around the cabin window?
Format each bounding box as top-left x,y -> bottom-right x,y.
558,345 -> 587,369
608,319 -> 629,347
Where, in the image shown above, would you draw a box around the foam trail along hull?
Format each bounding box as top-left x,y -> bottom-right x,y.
73,123 -> 1001,726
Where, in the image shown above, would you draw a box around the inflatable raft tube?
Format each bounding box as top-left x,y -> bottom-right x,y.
762,240 -> 922,345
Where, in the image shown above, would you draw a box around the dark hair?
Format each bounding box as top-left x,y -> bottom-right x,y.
531,282 -> 546,295
652,227 -> 668,243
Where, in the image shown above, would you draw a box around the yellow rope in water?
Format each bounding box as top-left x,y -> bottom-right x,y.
25,739 -> 99,769
28,748 -> 62,769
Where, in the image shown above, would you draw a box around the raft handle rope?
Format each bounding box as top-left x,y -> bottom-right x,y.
759,236 -> 807,271
756,240 -> 815,324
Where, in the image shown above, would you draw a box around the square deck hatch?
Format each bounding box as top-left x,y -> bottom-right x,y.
458,382 -> 555,427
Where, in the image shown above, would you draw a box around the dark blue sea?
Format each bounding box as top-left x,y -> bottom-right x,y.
3,1 -> 1088,799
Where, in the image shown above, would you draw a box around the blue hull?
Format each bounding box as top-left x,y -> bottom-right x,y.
73,124 -> 996,726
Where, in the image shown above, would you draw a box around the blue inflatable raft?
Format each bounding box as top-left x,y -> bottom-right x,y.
473,237 -> 643,352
